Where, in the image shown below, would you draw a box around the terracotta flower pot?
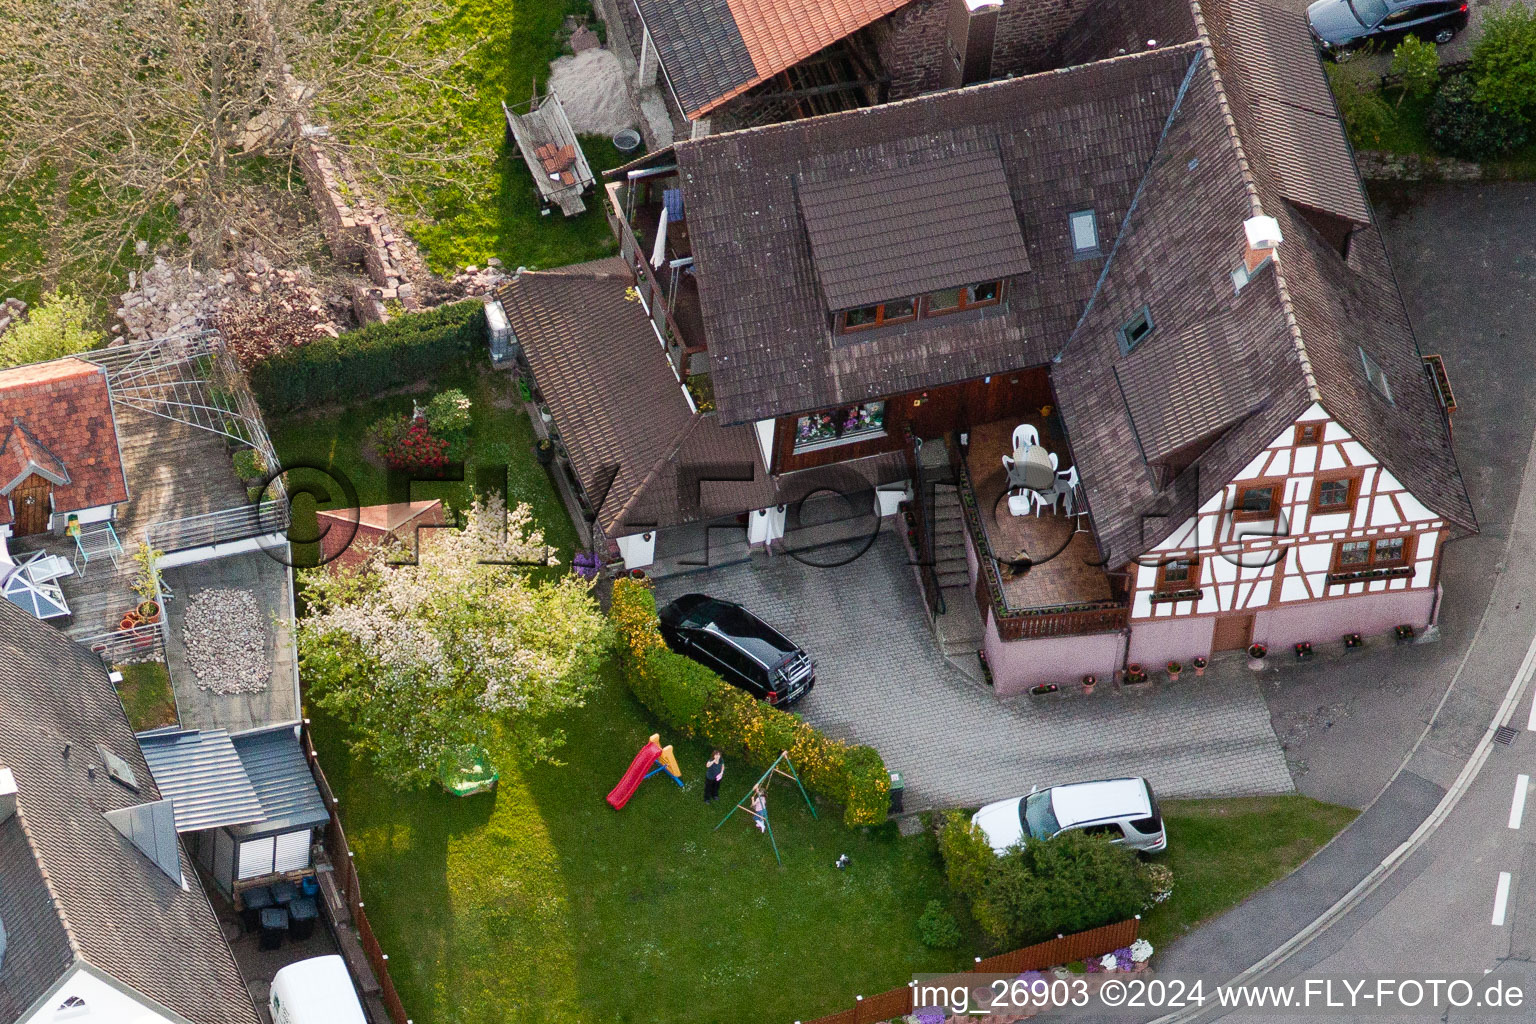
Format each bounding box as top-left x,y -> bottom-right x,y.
137,601 -> 160,624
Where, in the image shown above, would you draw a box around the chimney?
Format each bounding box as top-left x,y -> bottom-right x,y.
947,0 -> 1004,87
1243,214 -> 1283,273
0,767 -> 16,823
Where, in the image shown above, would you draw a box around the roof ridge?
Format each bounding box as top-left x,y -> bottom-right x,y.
608,412 -> 710,532
677,40 -> 1204,154
11,802 -> 86,961
1187,0 -> 1319,400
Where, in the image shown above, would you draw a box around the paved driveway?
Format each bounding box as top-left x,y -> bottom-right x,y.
654,532 -> 1292,810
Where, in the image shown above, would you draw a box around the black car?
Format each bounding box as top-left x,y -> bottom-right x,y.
1307,0 -> 1468,57
657,594 -> 815,706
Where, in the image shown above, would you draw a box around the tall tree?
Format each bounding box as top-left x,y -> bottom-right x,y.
0,0 -> 478,293
298,497 -> 612,787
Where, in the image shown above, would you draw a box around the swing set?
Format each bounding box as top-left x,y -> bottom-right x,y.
713,750 -> 816,865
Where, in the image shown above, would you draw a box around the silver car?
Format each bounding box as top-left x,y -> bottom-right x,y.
971,777 -> 1167,854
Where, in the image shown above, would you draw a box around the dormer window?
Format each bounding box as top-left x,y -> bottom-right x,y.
923,281 -> 1002,316
839,297 -> 917,333
1117,305 -> 1154,354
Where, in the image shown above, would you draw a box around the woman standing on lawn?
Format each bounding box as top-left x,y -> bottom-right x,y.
704,750 -> 724,803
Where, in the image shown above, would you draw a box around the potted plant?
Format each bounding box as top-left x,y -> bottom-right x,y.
534,437 -> 556,465
628,567 -> 646,579
1192,656 -> 1208,677
1247,643 -> 1268,670
1343,632 -> 1363,650
1029,682 -> 1060,696
130,542 -> 164,624
1295,641 -> 1314,661
1396,624 -> 1416,645
1124,663 -> 1148,685
1082,674 -> 1097,695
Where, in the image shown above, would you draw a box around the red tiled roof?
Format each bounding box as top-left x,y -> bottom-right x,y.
722,0 -> 909,111
316,500 -> 446,568
0,358 -> 128,524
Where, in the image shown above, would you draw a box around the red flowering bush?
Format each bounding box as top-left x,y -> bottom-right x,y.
368,413 -> 450,475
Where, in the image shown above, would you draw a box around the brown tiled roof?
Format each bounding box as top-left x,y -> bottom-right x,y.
796,146 -> 1032,311
0,602 -> 259,1024
676,44 -> 1200,424
0,357 -> 128,524
634,0 -> 908,119
494,261 -> 775,536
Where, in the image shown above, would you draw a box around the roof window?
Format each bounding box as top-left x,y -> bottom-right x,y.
1117,306 -> 1155,355
1359,346 -> 1393,404
1069,210 -> 1099,258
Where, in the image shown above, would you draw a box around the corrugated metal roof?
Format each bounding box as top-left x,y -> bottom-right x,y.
229,726 -> 330,837
139,729 -> 266,833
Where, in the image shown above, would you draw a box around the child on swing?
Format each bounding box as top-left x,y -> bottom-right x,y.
750,785 -> 767,832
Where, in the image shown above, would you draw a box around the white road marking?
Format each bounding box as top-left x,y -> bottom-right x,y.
1512,775 -> 1531,830
1528,685 -> 1536,729
1493,872 -> 1513,926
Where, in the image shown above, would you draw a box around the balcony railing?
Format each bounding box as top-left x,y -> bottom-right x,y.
148,500 -> 290,554
955,455 -> 1128,640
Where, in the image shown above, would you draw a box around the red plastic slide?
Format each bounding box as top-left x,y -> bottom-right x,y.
606,740 -> 661,809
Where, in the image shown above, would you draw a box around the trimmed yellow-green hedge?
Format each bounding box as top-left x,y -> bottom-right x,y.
611,578 -> 890,826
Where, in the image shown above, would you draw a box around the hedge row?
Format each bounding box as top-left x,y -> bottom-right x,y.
249,300 -> 487,413
610,578 -> 890,827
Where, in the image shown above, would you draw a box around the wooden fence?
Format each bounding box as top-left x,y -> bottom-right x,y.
801,918 -> 1140,1024
302,724 -> 413,1024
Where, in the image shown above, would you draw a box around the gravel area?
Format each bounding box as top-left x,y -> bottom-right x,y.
548,49 -> 636,135
181,587 -> 271,694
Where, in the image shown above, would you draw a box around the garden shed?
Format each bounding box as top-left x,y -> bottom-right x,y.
139,723 -> 331,894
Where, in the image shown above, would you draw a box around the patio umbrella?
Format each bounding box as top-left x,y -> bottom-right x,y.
2,567 -> 70,620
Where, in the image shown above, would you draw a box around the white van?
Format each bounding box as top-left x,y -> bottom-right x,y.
971,777 -> 1167,854
269,955 -> 367,1024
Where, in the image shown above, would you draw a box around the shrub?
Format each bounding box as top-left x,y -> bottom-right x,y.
917,899 -> 962,949
0,290 -> 102,367
232,448 -> 268,480
1326,62 -> 1397,147
972,832 -> 1155,947
937,810 -> 995,899
423,388 -> 473,460
1472,1 -> 1536,117
249,300 -> 486,413
1390,34 -> 1440,103
610,578 -> 889,826
1429,73 -> 1530,159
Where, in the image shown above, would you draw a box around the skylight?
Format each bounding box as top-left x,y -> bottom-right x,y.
97,743 -> 139,792
1069,210 -> 1099,257
1117,306 -> 1155,355
1359,346 -> 1393,404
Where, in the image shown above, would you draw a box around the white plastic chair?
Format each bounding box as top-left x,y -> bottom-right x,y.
1055,466 -> 1080,516
1012,423 -> 1040,451
1033,488 -> 1060,517
1002,453 -> 1015,475
1048,451 -> 1059,471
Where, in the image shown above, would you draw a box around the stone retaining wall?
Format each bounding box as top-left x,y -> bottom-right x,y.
1355,149 -> 1483,182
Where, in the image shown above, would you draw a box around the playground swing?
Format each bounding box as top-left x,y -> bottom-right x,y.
713,750 -> 816,866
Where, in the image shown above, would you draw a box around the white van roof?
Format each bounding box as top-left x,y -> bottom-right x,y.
1050,778 -> 1151,827
270,955 -> 367,1024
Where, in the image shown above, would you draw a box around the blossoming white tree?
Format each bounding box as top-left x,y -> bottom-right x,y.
298,496 -> 611,787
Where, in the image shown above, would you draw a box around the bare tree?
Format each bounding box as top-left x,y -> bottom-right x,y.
0,0 -> 477,294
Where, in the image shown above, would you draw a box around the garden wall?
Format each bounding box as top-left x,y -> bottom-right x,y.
803,918 -> 1141,1024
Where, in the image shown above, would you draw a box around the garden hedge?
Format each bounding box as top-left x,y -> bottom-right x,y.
611,577 -> 890,826
249,300 -> 487,413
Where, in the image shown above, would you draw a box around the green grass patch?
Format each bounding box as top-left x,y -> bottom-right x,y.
309,662 -> 979,1024
356,0 -> 622,274
1140,796 -> 1357,947
268,359 -> 578,565
114,661 -> 178,732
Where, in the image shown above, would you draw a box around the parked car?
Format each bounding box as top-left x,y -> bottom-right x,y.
971,777 -> 1167,855
1307,0 -> 1469,57
657,594 -> 815,706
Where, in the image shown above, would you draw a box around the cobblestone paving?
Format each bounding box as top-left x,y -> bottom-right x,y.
654,531 -> 1293,810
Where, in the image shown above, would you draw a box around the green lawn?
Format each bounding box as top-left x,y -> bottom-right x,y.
359,0 -> 622,275
113,661 -> 178,733
309,664 -> 980,1024
1139,796 -> 1358,948
268,358 -> 578,564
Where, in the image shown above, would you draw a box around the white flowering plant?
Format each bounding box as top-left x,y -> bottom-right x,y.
298,496 -> 613,786
1130,938 -> 1154,963
1099,953 -> 1119,972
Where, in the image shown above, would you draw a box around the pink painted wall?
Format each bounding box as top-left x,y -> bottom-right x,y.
1254,588 -> 1437,649
982,613 -> 1125,696
1126,616 -> 1216,672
